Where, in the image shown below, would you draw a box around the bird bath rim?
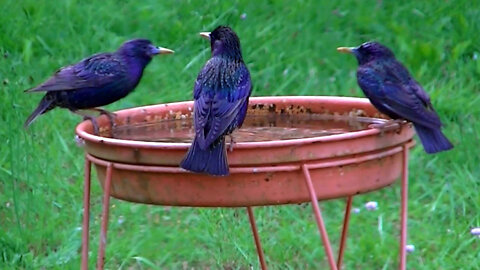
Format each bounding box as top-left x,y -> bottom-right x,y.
76,96 -> 401,149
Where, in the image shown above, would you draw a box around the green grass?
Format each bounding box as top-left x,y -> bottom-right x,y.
1,0 -> 479,269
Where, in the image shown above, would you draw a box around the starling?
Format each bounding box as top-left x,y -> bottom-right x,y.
337,41 -> 453,154
180,26 -> 252,176
24,39 -> 174,133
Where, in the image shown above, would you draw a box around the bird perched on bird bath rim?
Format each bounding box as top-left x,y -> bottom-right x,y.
24,39 -> 174,134
337,41 -> 453,154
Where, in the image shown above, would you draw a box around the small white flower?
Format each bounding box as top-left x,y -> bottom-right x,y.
240,13 -> 247,20
118,216 -> 125,225
365,201 -> 378,211
75,226 -> 82,231
406,244 -> 415,253
473,52 -> 478,60
74,135 -> 85,147
352,208 -> 361,214
470,227 -> 480,236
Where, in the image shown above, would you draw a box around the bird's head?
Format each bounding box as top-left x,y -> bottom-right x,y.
118,39 -> 174,61
337,41 -> 395,65
200,26 -> 242,60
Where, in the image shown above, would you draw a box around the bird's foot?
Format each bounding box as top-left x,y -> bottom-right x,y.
228,135 -> 236,152
83,115 -> 100,135
72,110 -> 100,135
91,108 -> 117,137
93,108 -> 118,129
368,119 -> 406,135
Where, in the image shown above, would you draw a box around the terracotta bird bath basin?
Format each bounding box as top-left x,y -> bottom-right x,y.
76,96 -> 415,270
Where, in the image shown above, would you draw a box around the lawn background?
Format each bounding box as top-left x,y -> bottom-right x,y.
1,0 -> 479,269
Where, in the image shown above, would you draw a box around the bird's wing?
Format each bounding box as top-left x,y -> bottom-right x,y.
193,67 -> 212,135
194,63 -> 251,149
357,64 -> 441,129
25,53 -> 127,92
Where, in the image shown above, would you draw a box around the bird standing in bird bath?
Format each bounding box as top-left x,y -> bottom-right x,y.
180,26 -> 252,176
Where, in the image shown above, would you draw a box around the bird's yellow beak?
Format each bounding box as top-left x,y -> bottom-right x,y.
337,47 -> 355,54
158,47 -> 175,54
199,32 -> 211,40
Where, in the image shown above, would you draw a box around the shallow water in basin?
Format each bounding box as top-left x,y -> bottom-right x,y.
106,113 -> 384,143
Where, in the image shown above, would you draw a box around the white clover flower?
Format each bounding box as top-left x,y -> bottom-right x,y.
75,135 -> 85,147
118,216 -> 125,225
406,244 -> 415,253
470,227 -> 480,236
365,201 -> 378,211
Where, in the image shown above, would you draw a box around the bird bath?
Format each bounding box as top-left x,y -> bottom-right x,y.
76,96 -> 415,270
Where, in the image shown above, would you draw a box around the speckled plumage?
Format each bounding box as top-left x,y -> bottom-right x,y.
24,39 -> 171,129
180,26 -> 252,176
340,41 -> 453,154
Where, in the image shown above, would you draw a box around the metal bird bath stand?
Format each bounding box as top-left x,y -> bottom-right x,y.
76,96 -> 414,270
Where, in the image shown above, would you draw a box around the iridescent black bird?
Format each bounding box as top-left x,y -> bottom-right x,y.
337,41 -> 453,153
180,26 -> 252,176
24,39 -> 174,133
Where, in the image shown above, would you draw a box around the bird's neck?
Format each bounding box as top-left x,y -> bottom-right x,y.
124,54 -> 152,69
212,45 -> 243,61
122,55 -> 151,85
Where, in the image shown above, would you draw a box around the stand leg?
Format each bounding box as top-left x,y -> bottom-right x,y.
247,207 -> 267,270
301,165 -> 338,270
337,196 -> 353,269
96,163 -> 113,270
81,157 -> 92,270
399,145 -> 409,270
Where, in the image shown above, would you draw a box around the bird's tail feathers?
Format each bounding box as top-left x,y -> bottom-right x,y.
24,95 -> 55,128
180,137 -> 229,176
414,124 -> 453,154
